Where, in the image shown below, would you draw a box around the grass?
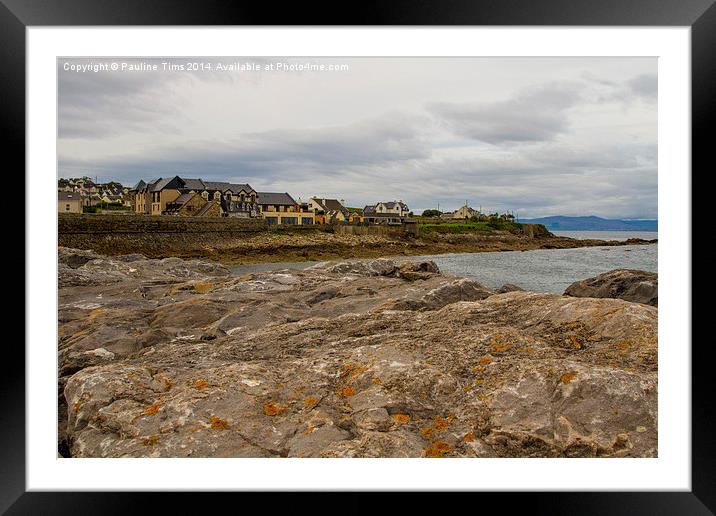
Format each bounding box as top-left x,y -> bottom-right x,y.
419,220 -> 524,234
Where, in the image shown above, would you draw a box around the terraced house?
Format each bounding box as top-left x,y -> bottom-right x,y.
132,176 -> 259,217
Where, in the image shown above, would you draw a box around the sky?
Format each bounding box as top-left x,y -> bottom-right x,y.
57,57 -> 657,218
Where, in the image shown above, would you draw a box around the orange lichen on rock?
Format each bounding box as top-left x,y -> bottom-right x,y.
340,386 -> 356,397
424,441 -> 452,458
420,427 -> 435,441
143,402 -> 162,415
193,379 -> 209,389
479,357 -> 493,365
392,414 -> 410,425
371,378 -> 381,385
193,282 -> 214,294
263,402 -> 287,416
463,432 -> 475,442
560,371 -> 578,384
303,397 -> 318,406
209,416 -> 229,430
492,342 -> 513,353
617,341 -> 631,350
474,378 -> 484,386
569,335 -> 583,349
143,435 -> 160,446
434,416 -> 450,432
72,402 -> 82,411
425,359 -> 433,365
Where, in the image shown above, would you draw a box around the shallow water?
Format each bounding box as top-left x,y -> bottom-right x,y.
232,242 -> 658,294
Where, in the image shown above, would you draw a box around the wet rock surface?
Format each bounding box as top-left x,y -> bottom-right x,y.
58,248 -> 658,458
564,268 -> 658,306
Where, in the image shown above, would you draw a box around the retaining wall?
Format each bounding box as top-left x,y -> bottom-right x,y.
58,213 -> 268,256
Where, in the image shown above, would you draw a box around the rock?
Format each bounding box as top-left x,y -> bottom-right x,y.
323,258 -> 397,277
498,284 -> 524,293
564,269 -> 657,306
388,278 -> 494,311
58,249 -> 658,458
396,260 -> 440,281
353,408 -> 391,431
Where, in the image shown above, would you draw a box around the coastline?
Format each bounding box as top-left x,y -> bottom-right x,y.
79,228 -> 657,266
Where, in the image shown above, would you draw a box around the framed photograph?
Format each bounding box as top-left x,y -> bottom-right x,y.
6,0 -> 709,511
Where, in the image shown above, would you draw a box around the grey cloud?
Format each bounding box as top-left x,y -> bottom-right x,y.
427,82 -> 582,144
58,113 -> 432,187
628,74 -> 657,100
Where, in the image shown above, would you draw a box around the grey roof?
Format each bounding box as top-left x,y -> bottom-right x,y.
181,178 -> 205,190
257,192 -> 296,206
380,201 -> 409,210
150,177 -> 175,192
202,181 -> 255,193
363,205 -> 376,214
58,192 -> 81,201
312,198 -> 349,216
195,201 -> 216,216
172,192 -> 195,205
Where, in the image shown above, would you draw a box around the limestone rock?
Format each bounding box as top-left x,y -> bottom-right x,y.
58,249 -> 658,458
564,269 -> 657,306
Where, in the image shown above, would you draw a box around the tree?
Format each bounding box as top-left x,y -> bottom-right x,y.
421,209 -> 442,217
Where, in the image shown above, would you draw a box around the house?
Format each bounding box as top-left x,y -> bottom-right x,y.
165,192 -> 223,217
450,205 -> 480,220
374,200 -> 409,217
58,192 -> 82,213
257,192 -> 315,225
363,200 -> 410,225
348,210 -> 364,224
132,176 -> 259,216
309,198 -> 349,224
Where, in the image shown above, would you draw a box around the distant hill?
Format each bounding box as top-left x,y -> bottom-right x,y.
518,216 -> 657,232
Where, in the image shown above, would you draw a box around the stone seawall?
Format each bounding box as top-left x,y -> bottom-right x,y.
58,213 -> 268,256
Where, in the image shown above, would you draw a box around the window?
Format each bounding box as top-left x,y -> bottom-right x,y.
65,204 -> 70,211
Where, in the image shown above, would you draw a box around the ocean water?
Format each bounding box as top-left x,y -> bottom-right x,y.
404,243 -> 657,293
232,241 -> 658,294
551,230 -> 657,241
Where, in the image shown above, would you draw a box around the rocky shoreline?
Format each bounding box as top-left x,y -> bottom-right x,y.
108,229 -> 657,266
58,247 -> 657,458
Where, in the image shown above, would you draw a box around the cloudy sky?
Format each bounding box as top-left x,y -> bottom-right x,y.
58,57 -> 657,218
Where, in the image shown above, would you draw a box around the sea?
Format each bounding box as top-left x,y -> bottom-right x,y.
232,231 -> 658,294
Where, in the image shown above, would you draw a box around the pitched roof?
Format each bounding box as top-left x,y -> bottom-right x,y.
312,198 -> 349,215
195,201 -> 216,216
181,178 -> 205,190
257,192 -> 296,206
173,192 -> 195,205
363,205 -> 376,214
58,192 -> 81,201
379,201 -> 409,210
202,181 -> 255,193
150,177 -> 176,192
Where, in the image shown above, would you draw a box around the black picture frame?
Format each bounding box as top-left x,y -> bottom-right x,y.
4,0 -> 707,512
